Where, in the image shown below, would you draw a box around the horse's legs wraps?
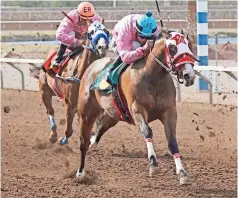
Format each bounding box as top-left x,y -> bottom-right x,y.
132,102 -> 158,175
138,115 -> 157,166
90,112 -> 118,147
39,81 -> 58,143
161,107 -> 186,173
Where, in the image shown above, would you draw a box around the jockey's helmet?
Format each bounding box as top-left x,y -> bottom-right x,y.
78,2 -> 95,19
135,11 -> 157,38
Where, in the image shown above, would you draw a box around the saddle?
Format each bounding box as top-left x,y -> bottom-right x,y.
42,46 -> 83,101
91,59 -> 133,124
42,46 -> 84,75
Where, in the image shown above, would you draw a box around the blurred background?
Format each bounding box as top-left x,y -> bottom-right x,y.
1,0 -> 237,104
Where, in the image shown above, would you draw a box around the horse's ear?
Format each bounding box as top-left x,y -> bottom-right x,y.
161,27 -> 170,39
103,29 -> 109,37
186,34 -> 192,42
180,29 -> 184,35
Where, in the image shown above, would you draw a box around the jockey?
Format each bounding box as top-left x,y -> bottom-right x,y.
106,11 -> 160,83
52,2 -> 104,67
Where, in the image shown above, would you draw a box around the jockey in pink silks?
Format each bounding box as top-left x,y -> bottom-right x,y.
106,11 -> 161,84
52,1 -> 103,67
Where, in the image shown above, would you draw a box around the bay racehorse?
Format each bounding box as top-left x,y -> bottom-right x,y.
30,21 -> 110,145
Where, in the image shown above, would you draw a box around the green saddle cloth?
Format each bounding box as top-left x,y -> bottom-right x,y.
91,62 -> 125,93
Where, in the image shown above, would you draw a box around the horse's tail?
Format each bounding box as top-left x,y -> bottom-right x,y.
29,65 -> 42,79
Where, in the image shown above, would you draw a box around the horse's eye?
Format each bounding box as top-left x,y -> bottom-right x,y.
98,46 -> 102,50
169,44 -> 178,56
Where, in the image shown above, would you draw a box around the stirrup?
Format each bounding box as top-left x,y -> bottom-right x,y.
50,63 -> 60,69
55,74 -> 68,83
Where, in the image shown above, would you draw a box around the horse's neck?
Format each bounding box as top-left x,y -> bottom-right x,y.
75,48 -> 97,79
143,39 -> 167,80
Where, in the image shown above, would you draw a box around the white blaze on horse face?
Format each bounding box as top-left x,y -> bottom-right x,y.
97,38 -> 108,57
185,63 -> 195,79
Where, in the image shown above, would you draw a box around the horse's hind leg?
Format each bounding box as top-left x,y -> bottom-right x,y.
161,107 -> 191,185
90,111 -> 118,149
131,102 -> 159,176
39,80 -> 58,144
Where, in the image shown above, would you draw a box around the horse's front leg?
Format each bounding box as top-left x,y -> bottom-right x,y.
161,107 -> 191,185
59,83 -> 79,145
132,102 -> 159,176
90,111 -> 118,149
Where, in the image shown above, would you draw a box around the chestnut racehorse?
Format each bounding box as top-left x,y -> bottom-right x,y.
79,31 -> 197,185
30,21 -> 109,145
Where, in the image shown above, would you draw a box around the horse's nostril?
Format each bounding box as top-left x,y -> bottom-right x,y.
98,46 -> 102,50
184,73 -> 189,80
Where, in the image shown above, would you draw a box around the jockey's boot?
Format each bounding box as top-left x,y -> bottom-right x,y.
106,55 -> 122,85
52,43 -> 67,68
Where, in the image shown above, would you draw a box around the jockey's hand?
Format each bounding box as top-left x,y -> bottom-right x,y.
142,40 -> 154,54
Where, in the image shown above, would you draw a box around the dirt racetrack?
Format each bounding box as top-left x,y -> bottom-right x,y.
1,89 -> 237,198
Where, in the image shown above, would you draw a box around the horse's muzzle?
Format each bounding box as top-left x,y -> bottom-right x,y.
184,73 -> 195,87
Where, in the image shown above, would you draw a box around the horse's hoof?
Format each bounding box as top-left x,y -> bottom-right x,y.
49,133 -> 58,144
149,165 -> 160,176
179,170 -> 192,185
59,137 -> 68,145
76,169 -> 85,179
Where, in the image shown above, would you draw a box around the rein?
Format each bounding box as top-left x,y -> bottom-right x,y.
150,51 -> 173,72
150,49 -> 184,84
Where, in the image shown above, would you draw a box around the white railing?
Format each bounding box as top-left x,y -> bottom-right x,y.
0,58 -> 43,90
1,57 -> 237,104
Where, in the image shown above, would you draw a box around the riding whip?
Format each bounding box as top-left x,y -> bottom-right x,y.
155,0 -> 164,27
61,11 -> 75,23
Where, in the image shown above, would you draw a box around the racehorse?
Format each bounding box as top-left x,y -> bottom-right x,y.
76,31 -> 198,185
30,21 -> 110,145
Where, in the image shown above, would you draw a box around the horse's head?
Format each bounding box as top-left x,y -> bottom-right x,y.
153,30 -> 198,86
87,20 -> 110,58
